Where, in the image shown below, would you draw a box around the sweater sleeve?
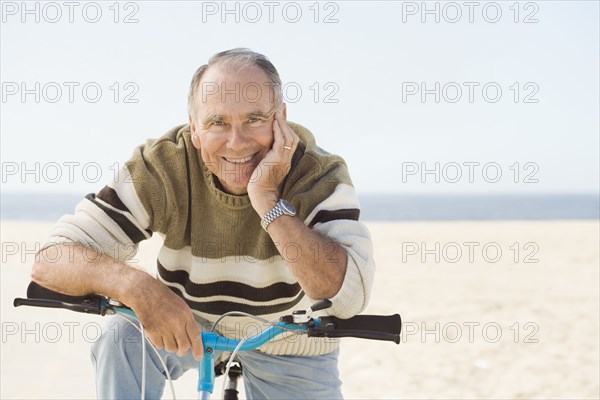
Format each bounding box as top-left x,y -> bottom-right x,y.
307,184 -> 375,319
282,131 -> 375,319
44,165 -> 154,263
43,126 -> 189,263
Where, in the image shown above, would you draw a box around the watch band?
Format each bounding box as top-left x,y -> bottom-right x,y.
261,199 -> 296,232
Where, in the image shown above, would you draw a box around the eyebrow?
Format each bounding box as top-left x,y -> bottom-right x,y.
246,109 -> 274,119
201,109 -> 275,125
202,114 -> 226,125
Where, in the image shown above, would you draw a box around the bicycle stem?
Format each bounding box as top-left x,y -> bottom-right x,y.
198,322 -> 310,393
115,306 -> 313,394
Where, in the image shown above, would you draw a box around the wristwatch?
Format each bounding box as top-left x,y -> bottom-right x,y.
261,199 -> 296,232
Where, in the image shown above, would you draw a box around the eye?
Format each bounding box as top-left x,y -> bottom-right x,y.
248,117 -> 261,123
213,120 -> 225,126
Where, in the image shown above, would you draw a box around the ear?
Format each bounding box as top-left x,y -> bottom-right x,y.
281,103 -> 287,120
189,115 -> 201,149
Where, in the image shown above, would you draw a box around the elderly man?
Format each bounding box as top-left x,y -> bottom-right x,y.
31,48 -> 375,399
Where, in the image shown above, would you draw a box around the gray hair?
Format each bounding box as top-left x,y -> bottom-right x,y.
187,48 -> 283,117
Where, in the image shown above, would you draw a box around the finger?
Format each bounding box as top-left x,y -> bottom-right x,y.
186,320 -> 204,361
275,112 -> 296,151
273,117 -> 284,151
147,333 -> 164,350
163,334 -> 178,354
174,332 -> 191,357
274,112 -> 288,146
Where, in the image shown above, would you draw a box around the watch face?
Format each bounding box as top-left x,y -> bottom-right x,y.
279,199 -> 296,215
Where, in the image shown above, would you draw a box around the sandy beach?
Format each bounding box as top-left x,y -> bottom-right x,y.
1,219 -> 598,399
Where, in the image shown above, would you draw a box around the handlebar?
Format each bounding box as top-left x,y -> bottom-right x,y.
14,281 -> 402,394
13,281 -> 113,315
15,282 -> 402,344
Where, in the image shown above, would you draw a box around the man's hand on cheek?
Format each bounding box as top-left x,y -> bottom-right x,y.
248,112 -> 299,217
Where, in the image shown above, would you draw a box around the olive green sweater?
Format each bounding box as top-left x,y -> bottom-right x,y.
46,122 -> 375,356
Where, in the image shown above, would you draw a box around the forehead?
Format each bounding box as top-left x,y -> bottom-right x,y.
195,65 -> 275,117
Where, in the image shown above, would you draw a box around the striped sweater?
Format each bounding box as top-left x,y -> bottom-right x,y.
46,122 -> 375,356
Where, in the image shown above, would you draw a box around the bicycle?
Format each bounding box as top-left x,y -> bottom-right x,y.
14,281 -> 401,400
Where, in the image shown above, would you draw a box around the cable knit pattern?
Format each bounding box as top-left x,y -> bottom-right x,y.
45,121 -> 375,356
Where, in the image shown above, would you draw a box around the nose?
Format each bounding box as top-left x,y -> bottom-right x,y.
227,125 -> 249,152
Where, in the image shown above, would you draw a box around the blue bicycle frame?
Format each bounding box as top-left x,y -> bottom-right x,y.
115,305 -> 321,395
198,321 -> 316,394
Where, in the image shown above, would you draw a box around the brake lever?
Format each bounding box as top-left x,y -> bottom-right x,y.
13,296 -> 112,315
13,281 -> 121,316
282,299 -> 334,324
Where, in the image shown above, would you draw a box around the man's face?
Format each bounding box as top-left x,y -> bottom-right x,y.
189,65 -> 285,195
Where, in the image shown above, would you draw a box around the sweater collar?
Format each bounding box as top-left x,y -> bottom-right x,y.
199,153 -> 253,210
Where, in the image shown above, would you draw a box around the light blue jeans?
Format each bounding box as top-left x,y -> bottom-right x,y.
90,316 -> 343,399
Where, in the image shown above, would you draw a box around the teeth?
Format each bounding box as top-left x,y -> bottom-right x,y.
225,155 -> 253,164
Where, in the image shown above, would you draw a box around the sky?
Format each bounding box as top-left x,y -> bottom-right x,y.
1,0 -> 599,195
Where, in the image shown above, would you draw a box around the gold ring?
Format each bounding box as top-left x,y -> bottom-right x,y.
283,145 -> 292,150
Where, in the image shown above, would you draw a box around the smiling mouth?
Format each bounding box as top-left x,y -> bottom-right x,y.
223,153 -> 256,164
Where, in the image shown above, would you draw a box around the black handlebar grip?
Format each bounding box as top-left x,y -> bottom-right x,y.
13,281 -> 108,315
308,314 -> 402,344
26,281 -> 102,304
308,328 -> 400,344
322,314 -> 402,335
